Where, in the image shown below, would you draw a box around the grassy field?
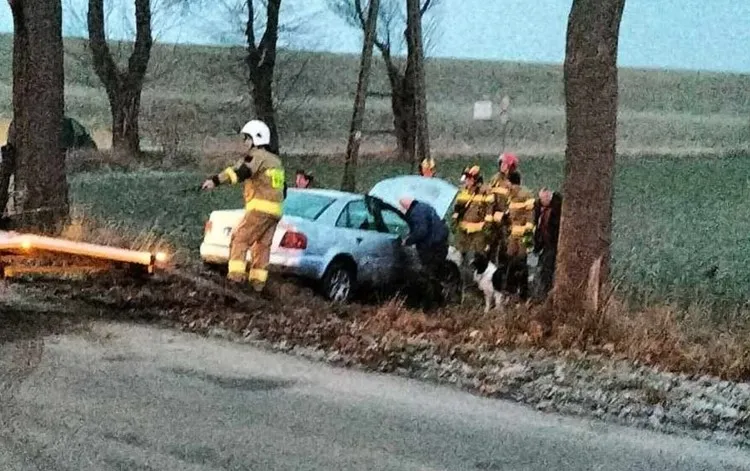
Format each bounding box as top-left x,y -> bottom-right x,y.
69,151 -> 750,318
1,34 -> 749,155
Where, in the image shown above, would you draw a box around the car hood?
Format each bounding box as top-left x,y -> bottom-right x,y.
368,175 -> 458,219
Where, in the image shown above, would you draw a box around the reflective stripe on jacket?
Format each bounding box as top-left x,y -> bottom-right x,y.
507,186 -> 536,240
488,172 -> 512,223
453,186 -> 495,233
216,148 -> 285,217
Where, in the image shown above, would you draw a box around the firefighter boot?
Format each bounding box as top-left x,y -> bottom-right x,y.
227,260 -> 247,284
249,267 -> 276,300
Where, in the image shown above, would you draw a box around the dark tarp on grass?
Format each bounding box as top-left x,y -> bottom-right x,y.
4,116 -> 98,150
61,117 -> 98,150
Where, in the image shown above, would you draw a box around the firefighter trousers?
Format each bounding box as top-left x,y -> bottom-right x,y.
505,253 -> 529,301
488,228 -> 508,267
228,209 -> 279,291
455,229 -> 487,255
501,238 -> 528,301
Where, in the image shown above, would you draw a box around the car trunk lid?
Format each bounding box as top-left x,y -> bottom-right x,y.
203,209 -> 245,247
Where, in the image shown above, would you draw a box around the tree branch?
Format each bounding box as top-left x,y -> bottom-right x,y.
258,0 -> 281,69
334,0 -> 390,55
379,44 -> 399,76
87,0 -> 119,88
353,0 -> 366,27
127,0 -> 154,83
419,0 -> 433,16
245,0 -> 256,50
245,0 -> 261,70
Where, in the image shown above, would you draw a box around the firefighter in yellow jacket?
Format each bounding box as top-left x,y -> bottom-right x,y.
489,152 -> 519,189
487,152 -> 519,265
452,166 -> 495,257
503,171 -> 536,300
201,120 -> 285,293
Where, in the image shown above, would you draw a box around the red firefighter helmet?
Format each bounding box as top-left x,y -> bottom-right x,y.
498,152 -> 519,172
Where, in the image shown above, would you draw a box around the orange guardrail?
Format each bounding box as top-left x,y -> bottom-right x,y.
0,231 -> 169,277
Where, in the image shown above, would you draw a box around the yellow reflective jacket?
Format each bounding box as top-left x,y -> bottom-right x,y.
488,171 -> 512,222
507,185 -> 536,239
452,185 -> 495,234
214,148 -> 285,217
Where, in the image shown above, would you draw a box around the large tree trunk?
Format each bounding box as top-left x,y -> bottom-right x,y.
553,0 -> 626,314
108,84 -> 142,156
341,0 -> 379,192
9,0 -> 68,232
250,68 -> 280,155
392,88 -> 416,163
245,0 -> 282,154
88,0 -> 152,157
382,52 -> 415,164
405,0 -> 430,167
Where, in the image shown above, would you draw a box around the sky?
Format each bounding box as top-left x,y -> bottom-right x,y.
1,0 -> 749,73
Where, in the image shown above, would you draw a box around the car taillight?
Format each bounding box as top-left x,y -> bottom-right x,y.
204,220 -> 213,235
280,231 -> 307,250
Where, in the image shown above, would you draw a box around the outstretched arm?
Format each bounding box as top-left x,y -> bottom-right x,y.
202,157 -> 254,190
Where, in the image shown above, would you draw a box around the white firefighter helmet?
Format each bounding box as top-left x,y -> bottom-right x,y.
240,120 -> 271,147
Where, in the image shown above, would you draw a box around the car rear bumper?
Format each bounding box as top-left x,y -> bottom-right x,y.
199,243 -> 323,279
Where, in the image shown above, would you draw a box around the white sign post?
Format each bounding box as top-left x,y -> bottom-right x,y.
499,95 -> 512,152
473,100 -> 493,121
499,95 -> 510,123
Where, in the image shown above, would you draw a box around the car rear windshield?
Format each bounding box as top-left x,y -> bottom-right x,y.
284,192 -> 336,220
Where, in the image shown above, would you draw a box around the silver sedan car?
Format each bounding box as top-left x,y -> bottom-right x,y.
200,175 -> 463,302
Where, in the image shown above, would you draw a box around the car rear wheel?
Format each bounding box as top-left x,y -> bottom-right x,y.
321,260 -> 356,303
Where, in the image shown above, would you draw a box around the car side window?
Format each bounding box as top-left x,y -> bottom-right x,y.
336,200 -> 376,231
380,207 -> 410,237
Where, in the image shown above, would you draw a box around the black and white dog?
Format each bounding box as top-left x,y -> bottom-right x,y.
469,252 -> 507,313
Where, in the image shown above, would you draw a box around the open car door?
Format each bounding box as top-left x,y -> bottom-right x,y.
363,195 -> 410,237
363,195 -> 412,284
364,194 -> 418,285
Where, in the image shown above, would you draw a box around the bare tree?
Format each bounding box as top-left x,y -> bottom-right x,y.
553,0 -> 626,314
244,0 -> 283,154
203,0 -> 318,119
87,0 -> 153,156
7,0 -> 69,230
63,0 -> 190,87
405,0 -> 429,166
341,0 -> 380,192
330,0 -> 440,163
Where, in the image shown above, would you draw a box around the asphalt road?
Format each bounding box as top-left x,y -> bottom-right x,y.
1,322 -> 749,471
